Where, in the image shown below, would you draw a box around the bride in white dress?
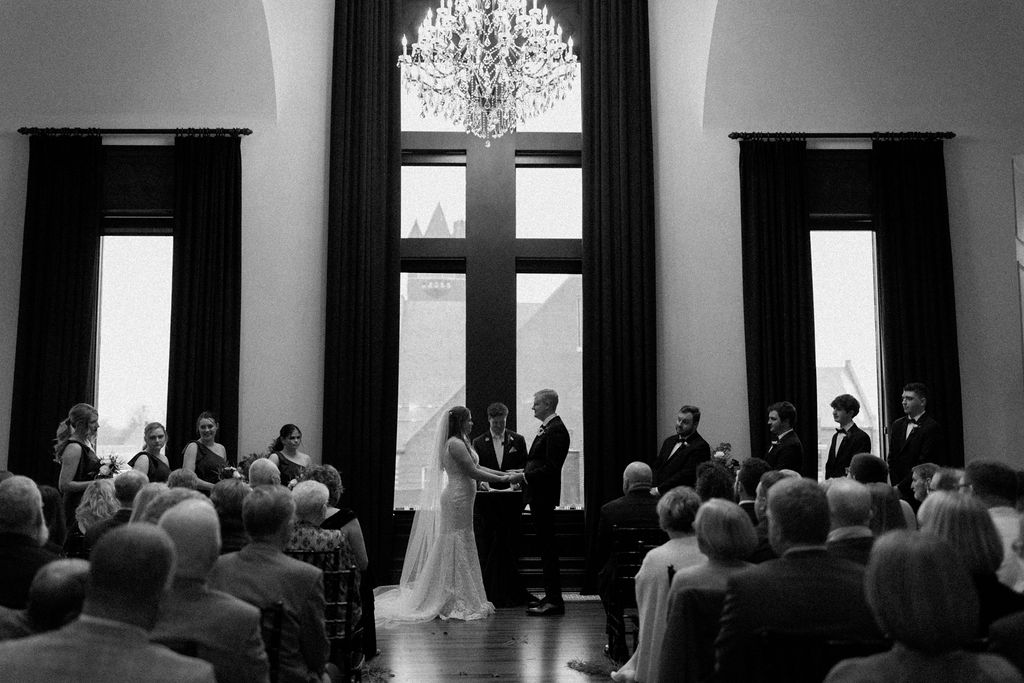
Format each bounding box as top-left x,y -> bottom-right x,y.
375,406 -> 521,623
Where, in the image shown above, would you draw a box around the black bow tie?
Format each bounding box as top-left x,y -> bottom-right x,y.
835,428 -> 847,435
907,418 -> 919,425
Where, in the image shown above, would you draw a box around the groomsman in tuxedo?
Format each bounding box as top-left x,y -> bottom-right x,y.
823,394 -> 872,479
523,389 -> 570,616
472,402 -> 530,606
650,405 -> 711,497
765,401 -> 803,471
888,382 -> 945,504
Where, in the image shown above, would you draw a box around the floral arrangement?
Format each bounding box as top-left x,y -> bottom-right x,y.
711,442 -> 741,473
96,454 -> 127,479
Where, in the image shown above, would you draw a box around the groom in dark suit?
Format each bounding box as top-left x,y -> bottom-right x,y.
887,382 -> 945,503
823,394 -> 872,479
650,404 -> 711,496
523,389 -> 570,616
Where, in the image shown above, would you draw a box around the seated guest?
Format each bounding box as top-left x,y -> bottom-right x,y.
931,467 -> 963,493
209,486 -> 330,683
826,479 -> 874,565
37,485 -> 66,556
911,462 -> 940,504
849,454 -> 916,529
248,458 -> 282,487
67,478 -> 118,557
611,486 -> 704,683
865,482 -> 909,534
210,479 -> 252,554
129,482 -> 169,523
989,514 -> 1024,675
597,462 -> 661,616
167,468 -> 200,490
735,458 -> 771,526
0,525 -> 215,682
963,460 -> 1023,590
0,558 -> 89,641
0,476 -> 57,609
151,500 -> 269,683
747,469 -> 800,563
715,478 -> 881,681
658,499 -> 757,683
918,491 -> 1024,632
136,488 -> 208,525
695,461 -> 735,502
85,470 -> 147,549
825,531 -> 1023,683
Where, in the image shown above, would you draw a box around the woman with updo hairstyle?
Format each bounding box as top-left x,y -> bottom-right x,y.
268,424 -> 311,486
128,422 -> 170,483
825,531 -> 1023,683
181,411 -> 228,493
54,403 -> 101,527
918,491 -> 1024,631
612,486 -> 705,683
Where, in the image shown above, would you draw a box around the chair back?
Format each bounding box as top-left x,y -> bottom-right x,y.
260,600 -> 284,683
610,526 -> 667,608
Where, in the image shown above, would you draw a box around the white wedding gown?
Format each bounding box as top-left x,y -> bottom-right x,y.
374,438 -> 495,623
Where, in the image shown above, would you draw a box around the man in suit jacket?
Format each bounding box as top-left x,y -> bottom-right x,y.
0,525 -> 215,682
887,382 -> 945,502
715,478 -> 881,681
735,457 -> 771,527
825,479 -> 874,565
764,401 -> 803,471
472,402 -> 531,606
0,476 -> 57,609
152,499 -> 269,683
596,462 -> 661,601
823,394 -> 872,479
650,405 -> 711,496
209,486 -> 329,683
523,389 -> 571,616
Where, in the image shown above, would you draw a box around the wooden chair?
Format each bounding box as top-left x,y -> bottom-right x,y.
605,526 -> 669,663
285,548 -> 363,682
260,601 -> 284,683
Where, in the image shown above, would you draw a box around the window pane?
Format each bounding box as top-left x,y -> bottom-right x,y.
396,272 -> 467,508
516,168 -> 582,239
517,274 -> 583,508
95,236 -> 173,462
402,166 -> 467,238
516,68 -> 582,134
811,231 -> 882,479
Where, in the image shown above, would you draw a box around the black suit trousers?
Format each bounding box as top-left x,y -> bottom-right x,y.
530,503 -> 562,605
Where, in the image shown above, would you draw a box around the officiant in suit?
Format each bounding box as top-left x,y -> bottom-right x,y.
650,405 -> 711,497
524,389 -> 571,616
888,382 -> 945,503
823,394 -> 872,479
472,402 -> 531,606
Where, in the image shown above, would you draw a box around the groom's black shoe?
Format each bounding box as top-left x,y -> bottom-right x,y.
526,593 -> 543,608
526,601 -> 565,616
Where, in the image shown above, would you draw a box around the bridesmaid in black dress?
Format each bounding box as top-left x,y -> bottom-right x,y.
128,422 -> 171,483
55,403 -> 101,527
181,411 -> 228,493
268,424 -> 311,486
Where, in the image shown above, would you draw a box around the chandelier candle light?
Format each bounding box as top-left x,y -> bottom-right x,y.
398,0 -> 579,146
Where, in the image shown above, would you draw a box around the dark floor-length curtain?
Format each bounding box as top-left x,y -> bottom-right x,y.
740,140 -> 818,476
581,0 -> 658,588
873,140 -> 963,464
9,136 -> 102,484
324,1 -> 401,585
165,136 -> 242,468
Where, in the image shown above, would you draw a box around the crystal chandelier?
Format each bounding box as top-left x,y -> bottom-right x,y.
398,0 -> 579,146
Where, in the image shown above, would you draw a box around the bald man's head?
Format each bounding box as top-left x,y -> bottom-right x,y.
623,461 -> 653,494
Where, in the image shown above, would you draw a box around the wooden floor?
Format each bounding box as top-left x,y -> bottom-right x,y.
368,598 -> 612,682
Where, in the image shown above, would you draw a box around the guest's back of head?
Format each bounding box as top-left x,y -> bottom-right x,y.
25,558 -> 90,632
37,484 -> 66,548
930,468 -> 963,493
248,458 -> 281,487
166,468 -> 199,490
137,488 -> 210,525
622,461 -> 653,492
86,524 -> 176,625
918,491 -> 1003,576
243,485 -> 295,543
0,476 -> 46,539
658,486 -> 701,535
964,460 -> 1018,508
755,469 -> 800,523
158,499 -> 222,579
696,461 -> 734,502
865,483 -> 906,535
299,465 -> 343,507
767,477 -> 830,553
737,458 -> 771,500
827,478 -> 872,529
848,454 -> 889,484
210,478 -> 252,518
695,498 -> 757,561
292,480 -> 329,524
74,479 -> 118,532
866,530 -> 978,653
113,470 -> 148,506
129,482 -> 168,523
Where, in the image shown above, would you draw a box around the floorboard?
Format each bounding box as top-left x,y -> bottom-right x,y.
368,597 -> 612,682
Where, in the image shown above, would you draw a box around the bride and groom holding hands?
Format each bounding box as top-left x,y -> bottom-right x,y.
374,389 -> 570,623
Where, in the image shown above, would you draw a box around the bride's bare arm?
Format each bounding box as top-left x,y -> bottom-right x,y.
448,438 -> 511,484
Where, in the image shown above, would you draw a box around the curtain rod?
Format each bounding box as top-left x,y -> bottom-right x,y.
728,131 -> 955,141
17,127 -> 252,137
